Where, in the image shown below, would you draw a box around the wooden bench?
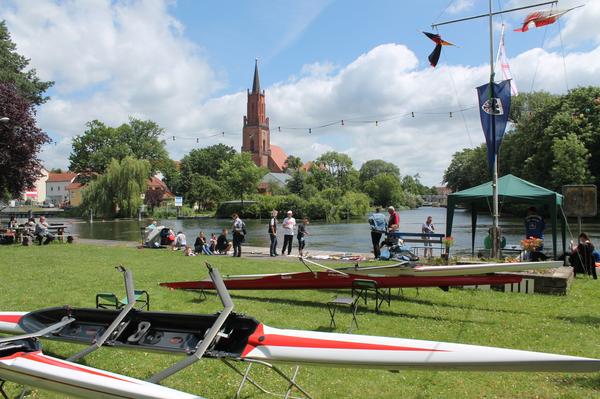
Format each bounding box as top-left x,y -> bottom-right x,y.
387,232 -> 446,257
351,279 -> 390,313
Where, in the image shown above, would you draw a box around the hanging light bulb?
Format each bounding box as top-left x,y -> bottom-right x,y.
278,126 -> 281,132
341,119 -> 344,126
172,136 -> 175,141
411,112 -> 415,118
375,121 -> 378,126
449,112 -> 453,118
308,128 -> 312,134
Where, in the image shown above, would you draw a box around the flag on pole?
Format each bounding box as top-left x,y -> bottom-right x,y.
477,80 -> 512,174
496,25 -> 518,96
514,7 -> 578,32
422,32 -> 455,67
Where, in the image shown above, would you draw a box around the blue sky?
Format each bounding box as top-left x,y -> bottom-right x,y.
2,0 -> 599,185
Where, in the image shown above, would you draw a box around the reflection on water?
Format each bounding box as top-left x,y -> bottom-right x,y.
57,207 -> 600,254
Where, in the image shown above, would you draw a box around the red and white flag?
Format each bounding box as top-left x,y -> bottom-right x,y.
496,25 -> 518,96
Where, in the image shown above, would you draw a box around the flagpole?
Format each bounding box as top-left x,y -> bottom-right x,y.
489,0 -> 500,259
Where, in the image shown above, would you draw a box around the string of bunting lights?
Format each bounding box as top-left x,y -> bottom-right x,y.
48,103 -> 479,146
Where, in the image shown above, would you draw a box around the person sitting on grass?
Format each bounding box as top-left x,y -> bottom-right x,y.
194,231 -> 212,255
215,228 -> 232,254
209,233 -> 217,253
183,245 -> 196,256
172,231 -> 186,250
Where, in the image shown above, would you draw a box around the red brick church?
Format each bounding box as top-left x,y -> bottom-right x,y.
242,60 -> 288,172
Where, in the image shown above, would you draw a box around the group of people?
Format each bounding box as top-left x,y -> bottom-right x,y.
369,206 -> 401,259
2,216 -> 55,245
268,210 -> 310,257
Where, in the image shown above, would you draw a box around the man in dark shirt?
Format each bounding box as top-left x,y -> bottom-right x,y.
215,228 -> 232,254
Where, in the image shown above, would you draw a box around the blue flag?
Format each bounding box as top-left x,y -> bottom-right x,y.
477,80 -> 512,173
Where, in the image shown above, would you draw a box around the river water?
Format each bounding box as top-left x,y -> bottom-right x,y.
57,207 -> 600,255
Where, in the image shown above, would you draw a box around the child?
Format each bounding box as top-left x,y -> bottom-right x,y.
209,233 -> 217,253
297,217 -> 309,257
184,245 -> 196,256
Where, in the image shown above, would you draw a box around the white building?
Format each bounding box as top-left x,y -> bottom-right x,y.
21,167 -> 49,203
46,172 -> 77,205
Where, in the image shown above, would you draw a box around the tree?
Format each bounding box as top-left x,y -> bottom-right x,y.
0,82 -> 50,199
362,173 -> 403,207
287,170 -> 306,195
313,151 -> 358,191
0,21 -> 54,105
49,168 -> 63,173
359,160 -> 400,184
284,155 -> 303,172
443,145 -> 489,192
186,174 -> 224,210
550,133 -> 592,190
144,188 -> 166,212
82,157 -> 150,218
218,152 -> 264,205
69,118 -> 169,176
180,144 -> 236,181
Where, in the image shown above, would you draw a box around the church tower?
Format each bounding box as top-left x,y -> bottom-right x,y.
242,59 -> 271,169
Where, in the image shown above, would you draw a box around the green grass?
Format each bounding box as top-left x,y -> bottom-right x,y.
0,244 -> 599,398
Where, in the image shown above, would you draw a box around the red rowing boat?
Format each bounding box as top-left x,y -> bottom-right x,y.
160,271 -> 521,291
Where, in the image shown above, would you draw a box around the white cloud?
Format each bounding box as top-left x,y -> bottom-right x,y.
447,0 -> 475,15
3,0 -> 600,186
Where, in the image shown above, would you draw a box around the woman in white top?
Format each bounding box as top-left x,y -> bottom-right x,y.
281,210 -> 296,255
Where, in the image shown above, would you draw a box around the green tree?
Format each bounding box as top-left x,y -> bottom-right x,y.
284,155 -> 303,172
443,145 -> 489,192
359,159 -> 400,184
287,170 -> 306,195
180,144 -> 236,181
186,174 -> 224,210
218,152 -> 265,205
69,118 -> 169,176
0,82 -> 50,199
0,21 -> 54,105
550,133 -> 592,190
362,173 -> 403,207
313,151 -> 358,191
82,157 -> 150,218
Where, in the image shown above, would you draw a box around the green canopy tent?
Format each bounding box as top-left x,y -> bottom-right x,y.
445,174 -> 566,259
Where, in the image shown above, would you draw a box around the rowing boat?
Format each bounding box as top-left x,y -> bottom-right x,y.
0,338 -> 204,399
159,271 -> 522,291
0,307 -> 598,373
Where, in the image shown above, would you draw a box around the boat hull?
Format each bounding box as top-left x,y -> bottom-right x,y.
339,260 -> 562,277
160,272 -> 522,290
241,324 -> 600,372
0,342 -> 203,398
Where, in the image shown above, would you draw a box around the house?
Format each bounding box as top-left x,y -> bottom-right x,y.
46,172 -> 78,205
21,167 -> 48,203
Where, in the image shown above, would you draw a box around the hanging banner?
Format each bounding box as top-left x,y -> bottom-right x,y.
477,80 -> 512,173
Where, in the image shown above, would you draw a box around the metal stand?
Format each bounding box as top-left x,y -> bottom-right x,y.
0,380 -> 8,399
222,359 -> 312,399
67,266 -> 137,362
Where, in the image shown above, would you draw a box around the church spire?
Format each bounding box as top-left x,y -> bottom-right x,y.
252,58 -> 260,93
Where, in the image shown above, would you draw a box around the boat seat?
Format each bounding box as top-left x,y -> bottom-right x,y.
95,290 -> 150,311
351,279 -> 390,313
327,296 -> 359,332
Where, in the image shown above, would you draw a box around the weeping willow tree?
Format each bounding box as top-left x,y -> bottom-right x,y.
83,156 -> 150,218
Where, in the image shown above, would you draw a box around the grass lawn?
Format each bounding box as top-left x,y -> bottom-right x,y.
0,243 -> 599,398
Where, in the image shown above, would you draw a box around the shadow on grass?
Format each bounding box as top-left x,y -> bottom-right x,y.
226,293 -> 495,325
552,375 -> 600,390
555,315 -> 600,326
389,294 -> 531,316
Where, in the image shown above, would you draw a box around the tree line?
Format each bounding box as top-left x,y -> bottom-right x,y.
444,87 -> 600,195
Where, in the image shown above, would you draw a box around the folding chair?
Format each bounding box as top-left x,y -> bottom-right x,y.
96,290 -> 150,311
351,279 -> 390,313
326,295 -> 359,331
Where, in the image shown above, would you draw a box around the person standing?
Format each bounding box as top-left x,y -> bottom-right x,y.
232,213 -> 244,257
387,206 -> 400,232
281,210 -> 296,255
268,210 -> 278,257
369,207 -> 387,259
422,216 -> 435,258
297,217 -> 309,257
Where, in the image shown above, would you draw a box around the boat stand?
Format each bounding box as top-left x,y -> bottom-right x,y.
222,359 -> 312,399
0,380 -> 8,399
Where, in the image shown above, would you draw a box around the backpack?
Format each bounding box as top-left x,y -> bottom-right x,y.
242,221 -> 247,236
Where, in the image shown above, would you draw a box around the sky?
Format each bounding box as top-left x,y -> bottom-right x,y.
2,0 -> 600,186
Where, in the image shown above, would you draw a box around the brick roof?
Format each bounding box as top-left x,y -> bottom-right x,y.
66,182 -> 84,190
269,145 -> 288,172
47,172 -> 77,182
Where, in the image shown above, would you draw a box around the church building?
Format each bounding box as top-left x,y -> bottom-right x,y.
242,60 -> 288,172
